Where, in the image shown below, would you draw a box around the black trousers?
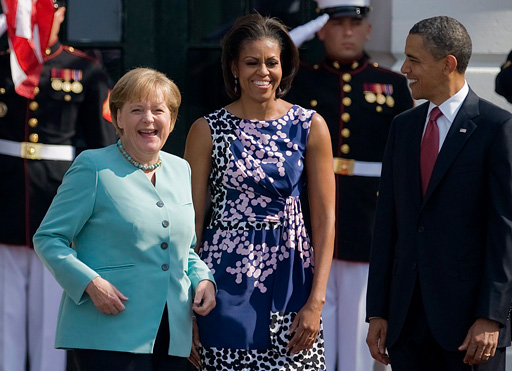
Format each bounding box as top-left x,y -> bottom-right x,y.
474,348 -> 506,371
388,284 -> 505,371
73,306 -> 194,371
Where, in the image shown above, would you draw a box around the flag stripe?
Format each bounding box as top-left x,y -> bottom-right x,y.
15,0 -> 32,39
4,0 -> 54,99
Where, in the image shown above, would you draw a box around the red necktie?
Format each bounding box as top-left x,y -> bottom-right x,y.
420,107 -> 443,196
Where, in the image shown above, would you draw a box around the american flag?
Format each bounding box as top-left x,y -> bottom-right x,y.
1,0 -> 54,99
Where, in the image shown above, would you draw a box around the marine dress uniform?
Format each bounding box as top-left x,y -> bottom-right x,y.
289,52 -> 413,370
0,39 -> 116,371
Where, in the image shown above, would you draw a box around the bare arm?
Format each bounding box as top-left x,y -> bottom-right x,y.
287,112 -> 335,353
184,118 -> 213,369
184,117 -> 213,246
304,112 -> 335,314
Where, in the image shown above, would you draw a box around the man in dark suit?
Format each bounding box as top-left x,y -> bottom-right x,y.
366,16 -> 512,371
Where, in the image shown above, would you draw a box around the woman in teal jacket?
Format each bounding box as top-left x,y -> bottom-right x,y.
34,68 -> 216,370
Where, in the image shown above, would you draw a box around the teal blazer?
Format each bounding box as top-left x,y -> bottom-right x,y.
34,144 -> 214,356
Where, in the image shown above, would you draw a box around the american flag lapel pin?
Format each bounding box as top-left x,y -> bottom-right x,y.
460,128 -> 467,133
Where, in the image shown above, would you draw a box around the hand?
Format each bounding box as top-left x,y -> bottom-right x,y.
366,318 -> 390,365
458,318 -> 499,365
192,280 -> 216,316
188,320 -> 202,370
286,303 -> 321,355
85,276 -> 128,315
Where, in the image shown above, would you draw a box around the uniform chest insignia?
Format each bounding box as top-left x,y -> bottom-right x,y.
51,68 -> 84,93
376,94 -> 386,105
363,83 -> 395,107
365,92 -> 376,103
0,102 -> 7,117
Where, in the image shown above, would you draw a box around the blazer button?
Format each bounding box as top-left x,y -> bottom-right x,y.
156,201 -> 164,208
412,263 -> 417,270
162,264 -> 169,271
418,226 -> 424,233
161,242 -> 168,250
162,220 -> 169,228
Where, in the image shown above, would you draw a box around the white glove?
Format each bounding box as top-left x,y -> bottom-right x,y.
0,14 -> 6,37
289,14 -> 329,48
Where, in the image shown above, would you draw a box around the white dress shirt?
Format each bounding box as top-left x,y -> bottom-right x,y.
423,81 -> 470,152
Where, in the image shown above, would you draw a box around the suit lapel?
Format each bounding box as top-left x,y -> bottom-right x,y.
422,90 -> 479,205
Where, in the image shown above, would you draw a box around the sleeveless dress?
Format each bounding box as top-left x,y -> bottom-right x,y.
197,105 -> 326,371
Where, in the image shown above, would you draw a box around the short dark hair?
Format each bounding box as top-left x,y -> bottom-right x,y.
221,13 -> 299,100
410,16 -> 472,74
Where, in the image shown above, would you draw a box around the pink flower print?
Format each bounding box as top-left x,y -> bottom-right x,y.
255,149 -> 265,159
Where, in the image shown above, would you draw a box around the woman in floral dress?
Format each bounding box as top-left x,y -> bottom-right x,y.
184,13 -> 335,371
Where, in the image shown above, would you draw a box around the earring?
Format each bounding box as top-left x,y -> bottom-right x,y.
277,86 -> 283,95
234,75 -> 238,94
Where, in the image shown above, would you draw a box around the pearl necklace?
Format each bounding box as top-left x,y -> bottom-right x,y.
117,140 -> 162,171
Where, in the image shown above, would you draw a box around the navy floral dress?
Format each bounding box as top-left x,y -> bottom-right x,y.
197,105 -> 326,370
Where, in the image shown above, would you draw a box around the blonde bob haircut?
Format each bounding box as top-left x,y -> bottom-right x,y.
109,67 -> 181,136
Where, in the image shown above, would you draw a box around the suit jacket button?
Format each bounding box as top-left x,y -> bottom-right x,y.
161,264 -> 169,271
162,220 -> 169,228
412,263 -> 417,270
418,226 -> 424,232
161,242 -> 168,250
156,200 -> 164,207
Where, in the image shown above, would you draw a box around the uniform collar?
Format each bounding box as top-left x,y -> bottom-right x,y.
44,39 -> 62,58
323,52 -> 370,72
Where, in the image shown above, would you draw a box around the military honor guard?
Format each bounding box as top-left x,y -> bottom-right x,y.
0,1 -> 116,370
288,1 -> 413,369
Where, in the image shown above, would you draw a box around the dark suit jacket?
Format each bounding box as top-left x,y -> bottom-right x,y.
367,89 -> 512,351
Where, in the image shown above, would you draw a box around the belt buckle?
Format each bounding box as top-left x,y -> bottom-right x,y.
333,158 -> 355,176
20,142 -> 43,160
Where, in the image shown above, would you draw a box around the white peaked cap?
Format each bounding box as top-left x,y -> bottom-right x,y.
316,0 -> 371,18
289,0 -> 372,48
316,0 -> 370,9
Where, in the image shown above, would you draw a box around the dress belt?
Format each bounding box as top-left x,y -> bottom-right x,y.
0,138 -> 75,161
333,157 -> 382,177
